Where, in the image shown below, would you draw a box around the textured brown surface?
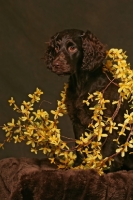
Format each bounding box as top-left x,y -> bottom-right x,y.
0,157 -> 133,200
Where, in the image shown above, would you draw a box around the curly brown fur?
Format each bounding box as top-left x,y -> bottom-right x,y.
45,29 -> 133,172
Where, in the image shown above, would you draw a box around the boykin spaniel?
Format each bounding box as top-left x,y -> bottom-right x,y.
45,29 -> 132,172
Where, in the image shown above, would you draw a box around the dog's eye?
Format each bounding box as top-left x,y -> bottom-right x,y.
68,46 -> 77,53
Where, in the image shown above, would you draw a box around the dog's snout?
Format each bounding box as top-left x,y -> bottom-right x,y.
52,53 -> 65,67
53,59 -> 60,67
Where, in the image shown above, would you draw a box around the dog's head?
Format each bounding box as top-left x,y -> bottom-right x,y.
45,29 -> 106,75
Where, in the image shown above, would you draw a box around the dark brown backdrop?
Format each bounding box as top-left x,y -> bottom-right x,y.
0,0 -> 133,159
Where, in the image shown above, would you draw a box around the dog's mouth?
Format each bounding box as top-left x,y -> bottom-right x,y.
51,64 -> 71,76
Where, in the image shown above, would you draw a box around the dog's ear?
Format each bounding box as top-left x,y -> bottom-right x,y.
45,33 -> 59,69
81,30 -> 106,71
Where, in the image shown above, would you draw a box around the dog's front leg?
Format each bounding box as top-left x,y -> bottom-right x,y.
72,122 -> 86,165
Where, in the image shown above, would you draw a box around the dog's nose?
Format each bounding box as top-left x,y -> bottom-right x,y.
53,60 -> 60,67
52,52 -> 65,68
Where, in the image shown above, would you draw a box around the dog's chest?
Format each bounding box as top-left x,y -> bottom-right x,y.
65,78 -> 121,126
65,85 -> 92,124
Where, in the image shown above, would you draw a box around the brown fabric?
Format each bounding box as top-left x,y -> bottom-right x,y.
0,157 -> 133,200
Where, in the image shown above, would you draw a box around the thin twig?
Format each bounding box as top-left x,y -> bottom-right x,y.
111,96 -> 122,121
61,135 -> 76,142
102,72 -> 119,94
39,100 -> 52,108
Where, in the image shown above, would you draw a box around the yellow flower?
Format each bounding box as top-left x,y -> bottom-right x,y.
33,110 -> 49,120
26,139 -> 35,147
105,118 -> 118,133
49,134 -> 60,145
31,148 -> 37,154
49,158 -> 55,164
22,101 -> 33,111
113,138 -> 120,144
7,118 -> 15,127
0,143 -> 4,149
104,60 -> 113,69
34,88 -> 43,95
13,135 -> 21,143
8,97 -> 15,106
107,48 -> 123,59
124,111 -> 133,124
